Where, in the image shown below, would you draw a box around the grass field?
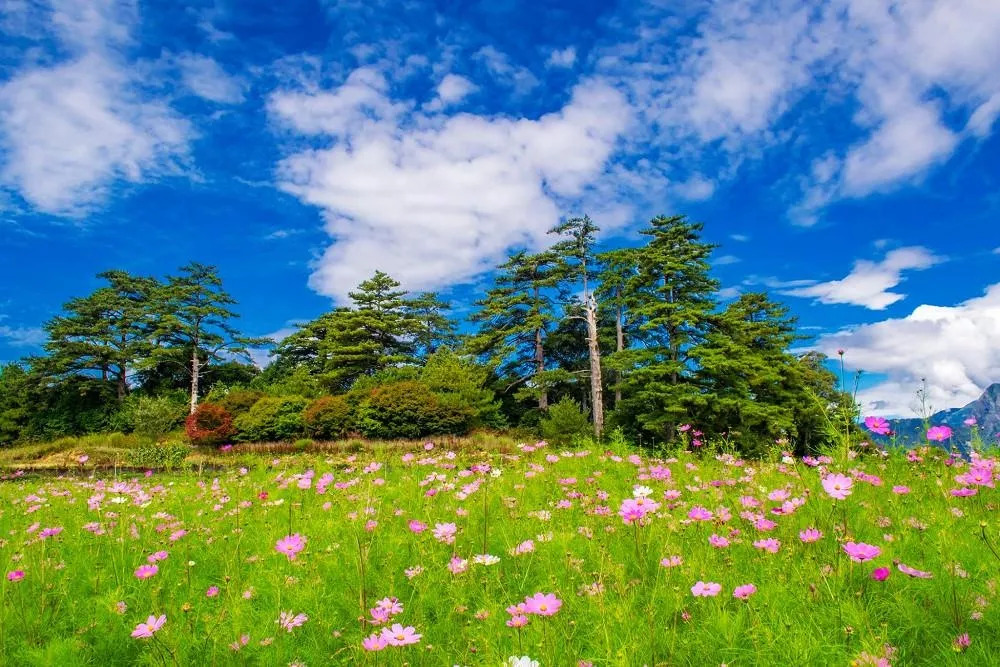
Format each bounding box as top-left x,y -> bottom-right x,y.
0,437 -> 997,665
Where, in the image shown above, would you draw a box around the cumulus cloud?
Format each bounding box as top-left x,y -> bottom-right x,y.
783,247 -> 944,310
176,53 -> 245,104
598,0 -> 1000,222
812,283 -> 1000,416
547,47 -> 577,68
0,323 -> 46,347
433,73 -> 476,106
0,0 -> 192,216
269,67 -> 631,300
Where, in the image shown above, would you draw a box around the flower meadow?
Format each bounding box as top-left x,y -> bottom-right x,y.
1,439 -> 999,666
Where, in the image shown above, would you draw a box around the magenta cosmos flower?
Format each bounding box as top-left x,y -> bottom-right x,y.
842,542 -> 881,562
380,623 -> 422,646
433,523 -> 457,544
275,534 -> 306,561
732,584 -> 756,600
864,416 -> 891,436
926,425 -> 953,442
362,633 -> 387,651
134,564 -> 158,580
277,611 -> 308,632
753,538 -> 780,554
871,567 -> 890,581
799,528 -> 823,543
6,570 -> 25,582
822,473 -> 853,500
691,581 -> 722,597
896,563 -> 933,579
131,614 -> 166,639
524,592 -> 562,616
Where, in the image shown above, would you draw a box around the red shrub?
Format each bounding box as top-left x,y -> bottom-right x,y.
185,403 -> 234,446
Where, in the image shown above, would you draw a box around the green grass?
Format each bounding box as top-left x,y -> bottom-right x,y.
0,439 -> 997,665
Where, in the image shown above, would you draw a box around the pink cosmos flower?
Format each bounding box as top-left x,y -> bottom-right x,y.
691,581 -> 722,597
732,584 -> 756,600
39,527 -> 63,539
951,488 -> 977,497
506,614 -> 529,627
206,586 -> 219,598
660,555 -> 683,568
753,538 -> 780,554
964,417 -> 977,426
169,529 -> 187,542
7,570 -> 25,582
362,633 -> 387,651
891,486 -> 910,495
799,528 -> 823,543
275,534 -> 306,561
926,425 -> 952,442
381,623 -> 421,646
871,567 -> 890,581
131,614 -> 166,639
433,523 -> 457,544
688,506 -> 713,521
408,520 -> 427,534
147,551 -> 168,563
842,542 -> 881,562
708,534 -> 730,548
953,633 -> 970,651
134,564 -> 158,580
277,611 -> 308,632
864,416 -> 891,435
822,473 -> 853,500
896,563 -> 933,579
524,592 -> 562,616
448,556 -> 468,574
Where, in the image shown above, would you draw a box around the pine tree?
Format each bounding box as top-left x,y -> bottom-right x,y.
616,215 -> 719,439
41,270 -> 159,401
549,215 -> 605,437
690,292 -> 800,446
595,247 -> 640,409
404,292 -> 458,357
469,250 -> 560,412
149,263 -> 264,413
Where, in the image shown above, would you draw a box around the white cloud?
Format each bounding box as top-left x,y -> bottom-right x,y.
176,53 -> 245,104
729,233 -> 750,242
0,323 -> 45,347
783,246 -> 943,310
0,0 -> 192,216
264,228 -> 304,240
270,68 -> 631,300
673,174 -> 715,201
713,254 -> 740,266
813,283 -> 1000,416
434,73 -> 476,106
547,47 -> 577,68
473,45 -> 539,94
599,0 -> 1000,221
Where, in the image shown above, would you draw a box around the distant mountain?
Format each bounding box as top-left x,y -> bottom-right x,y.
889,383 -> 1000,445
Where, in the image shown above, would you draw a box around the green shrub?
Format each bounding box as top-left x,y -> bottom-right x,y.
125,442 -> 189,469
185,403 -> 234,446
216,390 -> 265,417
232,396 -> 308,442
420,349 -> 506,429
293,438 -> 314,452
302,396 -> 353,439
357,381 -> 473,439
540,396 -> 592,445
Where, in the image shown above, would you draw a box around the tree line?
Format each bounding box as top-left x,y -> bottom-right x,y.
0,215 -> 851,453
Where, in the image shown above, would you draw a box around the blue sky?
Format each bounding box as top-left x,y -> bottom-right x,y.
1,0 -> 999,417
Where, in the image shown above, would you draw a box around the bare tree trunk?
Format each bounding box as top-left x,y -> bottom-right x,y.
117,366 -> 127,402
534,327 -> 547,410
189,346 -> 200,414
614,303 -> 623,408
586,295 -> 604,438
